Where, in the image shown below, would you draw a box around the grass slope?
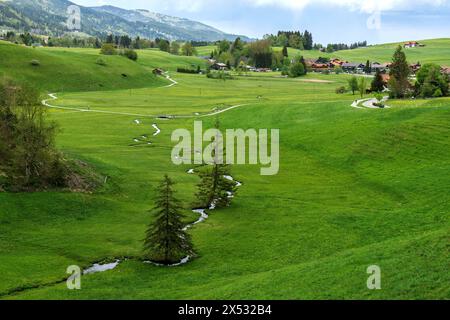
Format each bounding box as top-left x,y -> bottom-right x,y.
0,42 -> 207,92
274,38 -> 450,65
0,47 -> 449,300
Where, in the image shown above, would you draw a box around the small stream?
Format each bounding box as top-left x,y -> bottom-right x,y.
83,131 -> 242,273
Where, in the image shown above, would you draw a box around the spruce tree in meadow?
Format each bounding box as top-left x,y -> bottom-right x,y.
144,175 -> 194,264
388,46 -> 410,98
365,60 -> 372,74
195,119 -> 236,209
371,69 -> 385,92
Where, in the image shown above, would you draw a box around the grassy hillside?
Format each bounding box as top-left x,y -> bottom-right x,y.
0,42 -> 207,92
0,44 -> 448,300
274,38 -> 450,65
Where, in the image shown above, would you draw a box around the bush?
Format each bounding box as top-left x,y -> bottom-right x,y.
30,59 -> 40,66
95,58 -> 107,66
206,70 -> 233,80
335,86 -> 347,94
289,62 -> 306,78
177,67 -> 201,74
120,49 -> 138,61
433,88 -> 443,97
281,66 -> 289,76
100,43 -> 117,55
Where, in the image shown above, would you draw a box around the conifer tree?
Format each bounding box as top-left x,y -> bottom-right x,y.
282,45 -> 288,57
144,175 -> 194,264
195,119 -> 236,209
365,60 -> 372,74
371,69 -> 385,92
388,46 -> 410,98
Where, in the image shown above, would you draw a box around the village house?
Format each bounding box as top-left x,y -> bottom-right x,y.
404,41 -> 425,48
311,63 -> 329,70
329,58 -> 345,67
211,62 -> 228,71
342,62 -> 365,73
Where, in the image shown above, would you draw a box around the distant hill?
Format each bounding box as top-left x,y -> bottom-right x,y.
272,39 -> 450,66
0,0 -> 250,42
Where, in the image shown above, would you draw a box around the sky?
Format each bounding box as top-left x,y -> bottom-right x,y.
72,0 -> 450,44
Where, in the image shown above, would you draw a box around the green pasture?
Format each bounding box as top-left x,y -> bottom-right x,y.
0,43 -> 449,299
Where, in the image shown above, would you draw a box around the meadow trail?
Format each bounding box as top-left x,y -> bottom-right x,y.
41,73 -> 251,119
351,96 -> 390,109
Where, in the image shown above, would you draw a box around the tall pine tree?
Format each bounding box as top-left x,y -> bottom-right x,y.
371,69 -> 385,92
195,118 -> 236,209
388,46 -> 410,98
144,175 -> 194,264
282,45 -> 288,57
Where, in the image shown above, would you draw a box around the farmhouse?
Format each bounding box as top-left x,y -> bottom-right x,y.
152,68 -> 164,75
330,58 -> 345,67
342,62 -> 365,73
404,41 -> 419,48
404,41 -> 425,48
211,62 -> 228,70
371,63 -> 386,72
311,63 -> 329,70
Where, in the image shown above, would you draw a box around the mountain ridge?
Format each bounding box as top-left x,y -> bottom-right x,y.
0,0 -> 250,42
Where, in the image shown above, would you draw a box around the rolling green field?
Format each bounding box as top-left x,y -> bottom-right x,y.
0,42 -> 449,300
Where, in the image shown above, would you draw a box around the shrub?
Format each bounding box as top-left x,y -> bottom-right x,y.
100,43 -> 117,55
177,67 -> 200,74
30,59 -> 40,66
95,58 -> 107,66
206,70 -> 233,80
335,86 -> 347,94
289,62 -> 306,78
120,49 -> 138,61
433,88 -> 443,97
374,93 -> 384,102
416,64 -> 448,98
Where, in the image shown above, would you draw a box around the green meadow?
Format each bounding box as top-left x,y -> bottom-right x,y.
0,41 -> 449,299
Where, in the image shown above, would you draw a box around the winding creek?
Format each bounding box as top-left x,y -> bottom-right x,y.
82,125 -> 242,274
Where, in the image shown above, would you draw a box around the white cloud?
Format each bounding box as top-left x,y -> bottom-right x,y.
74,0 -> 449,13
246,0 -> 448,13
142,0 -> 448,13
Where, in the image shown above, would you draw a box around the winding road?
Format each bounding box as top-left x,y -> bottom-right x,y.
351,96 -> 390,109
42,73 -> 250,119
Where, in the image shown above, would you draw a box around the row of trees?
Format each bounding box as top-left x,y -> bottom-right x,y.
322,41 -> 367,53
209,38 -> 308,76
145,121 -> 236,264
157,39 -> 197,56
100,44 -> 138,61
264,30 -> 314,50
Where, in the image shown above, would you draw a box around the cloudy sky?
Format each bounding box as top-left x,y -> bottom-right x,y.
72,0 -> 450,44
